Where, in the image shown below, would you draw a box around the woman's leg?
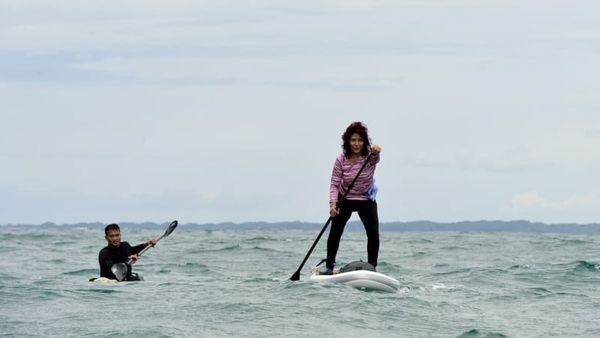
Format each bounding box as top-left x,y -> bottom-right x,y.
326,205 -> 353,269
357,200 -> 379,267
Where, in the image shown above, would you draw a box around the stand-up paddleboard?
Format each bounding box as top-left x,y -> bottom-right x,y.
89,277 -> 119,284
310,261 -> 400,292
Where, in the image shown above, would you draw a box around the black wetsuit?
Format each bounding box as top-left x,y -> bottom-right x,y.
98,242 -> 146,280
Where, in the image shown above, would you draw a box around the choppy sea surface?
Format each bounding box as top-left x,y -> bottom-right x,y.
2,226 -> 600,337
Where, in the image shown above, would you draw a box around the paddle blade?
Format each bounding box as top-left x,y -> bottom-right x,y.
163,220 -> 178,238
290,270 -> 300,281
111,263 -> 128,281
289,217 -> 333,282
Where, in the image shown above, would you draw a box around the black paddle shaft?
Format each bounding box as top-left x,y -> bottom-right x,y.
290,153 -> 373,281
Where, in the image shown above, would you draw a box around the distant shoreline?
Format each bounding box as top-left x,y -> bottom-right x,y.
3,220 -> 600,234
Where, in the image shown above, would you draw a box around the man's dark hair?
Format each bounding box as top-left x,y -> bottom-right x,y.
104,223 -> 120,236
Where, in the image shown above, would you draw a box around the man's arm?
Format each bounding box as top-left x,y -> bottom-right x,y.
98,249 -> 115,278
130,243 -> 146,255
131,239 -> 157,255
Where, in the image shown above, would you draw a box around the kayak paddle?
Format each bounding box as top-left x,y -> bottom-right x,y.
111,220 -> 178,281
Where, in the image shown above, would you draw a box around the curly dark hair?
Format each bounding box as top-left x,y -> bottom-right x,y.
341,121 -> 371,158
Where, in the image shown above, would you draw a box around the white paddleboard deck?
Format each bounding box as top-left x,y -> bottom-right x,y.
89,277 -> 119,284
310,269 -> 400,292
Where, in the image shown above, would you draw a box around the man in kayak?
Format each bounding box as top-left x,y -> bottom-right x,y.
321,121 -> 381,275
98,223 -> 156,281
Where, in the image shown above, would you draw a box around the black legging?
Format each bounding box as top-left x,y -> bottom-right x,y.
326,199 -> 379,269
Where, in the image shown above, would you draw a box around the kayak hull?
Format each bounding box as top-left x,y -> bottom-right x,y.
89,277 -> 118,284
89,273 -> 143,283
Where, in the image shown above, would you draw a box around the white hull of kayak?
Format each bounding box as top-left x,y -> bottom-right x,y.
310,270 -> 400,292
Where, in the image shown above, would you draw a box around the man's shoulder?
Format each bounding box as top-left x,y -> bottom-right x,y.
99,246 -> 110,256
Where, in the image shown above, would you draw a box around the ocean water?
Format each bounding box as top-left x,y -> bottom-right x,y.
1,226 -> 600,337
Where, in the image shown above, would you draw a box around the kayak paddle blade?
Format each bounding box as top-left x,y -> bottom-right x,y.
163,220 -> 178,238
111,263 -> 128,281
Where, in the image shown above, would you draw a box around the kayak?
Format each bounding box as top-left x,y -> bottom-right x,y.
88,273 -> 143,283
310,261 -> 400,292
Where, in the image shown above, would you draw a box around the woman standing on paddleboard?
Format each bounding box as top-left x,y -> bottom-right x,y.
321,122 -> 381,275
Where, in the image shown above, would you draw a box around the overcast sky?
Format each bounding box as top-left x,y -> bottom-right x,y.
1,0 -> 600,225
